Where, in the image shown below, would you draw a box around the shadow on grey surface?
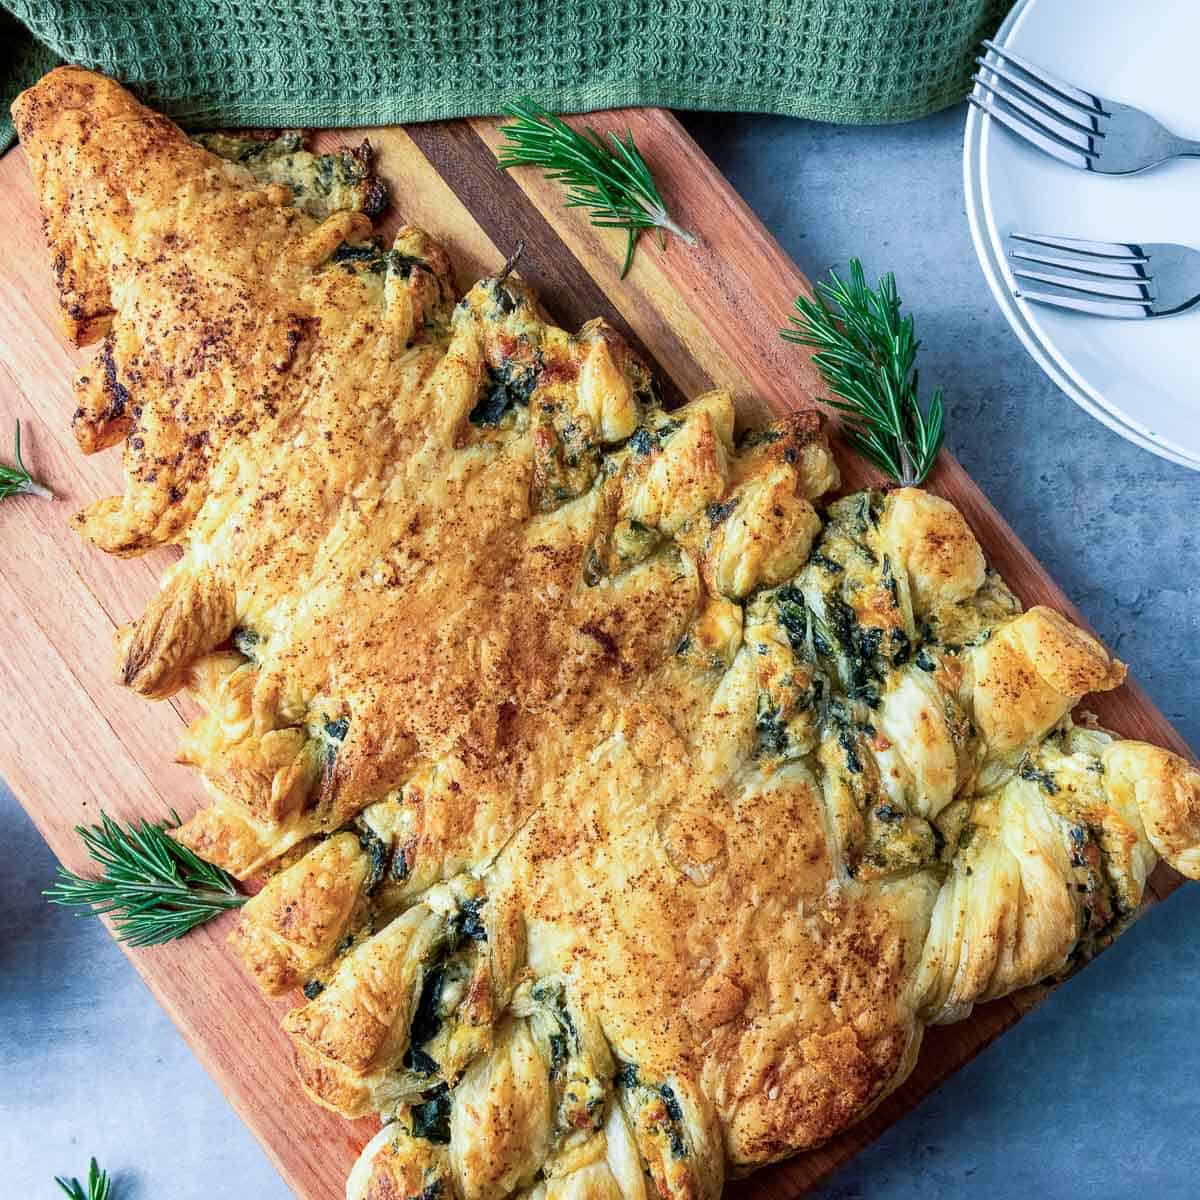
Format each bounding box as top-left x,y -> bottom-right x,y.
0,787 -> 290,1198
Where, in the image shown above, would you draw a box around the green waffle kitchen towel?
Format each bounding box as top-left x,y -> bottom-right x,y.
2,0 -> 1010,152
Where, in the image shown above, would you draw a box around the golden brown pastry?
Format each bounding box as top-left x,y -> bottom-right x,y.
14,66 -> 1200,1200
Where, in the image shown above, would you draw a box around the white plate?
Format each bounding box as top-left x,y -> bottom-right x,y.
964,0 -> 1200,470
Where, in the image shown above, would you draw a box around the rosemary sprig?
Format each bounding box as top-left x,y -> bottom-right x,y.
55,1158 -> 112,1200
781,260 -> 944,486
45,811 -> 244,947
0,420 -> 54,500
497,99 -> 695,277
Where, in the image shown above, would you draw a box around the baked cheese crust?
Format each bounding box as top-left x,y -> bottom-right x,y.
14,67 -> 1200,1200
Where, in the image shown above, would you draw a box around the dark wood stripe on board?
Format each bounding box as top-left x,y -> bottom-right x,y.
405,119 -> 699,409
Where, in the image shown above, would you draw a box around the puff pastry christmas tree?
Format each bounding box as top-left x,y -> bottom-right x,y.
15,67 -> 1200,1200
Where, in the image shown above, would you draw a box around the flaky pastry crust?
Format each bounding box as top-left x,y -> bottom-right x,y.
15,67 -> 1200,1200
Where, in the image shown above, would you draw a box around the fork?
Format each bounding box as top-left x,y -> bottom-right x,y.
1007,234 -> 1200,319
970,39 -> 1200,174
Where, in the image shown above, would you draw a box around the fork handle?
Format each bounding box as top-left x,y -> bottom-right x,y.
1169,135 -> 1200,159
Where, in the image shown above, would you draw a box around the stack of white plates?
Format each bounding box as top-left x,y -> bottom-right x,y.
964,0 -> 1200,470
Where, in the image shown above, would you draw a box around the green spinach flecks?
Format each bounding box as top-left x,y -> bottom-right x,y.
491,283 -> 518,315
1019,761 -> 1060,795
810,551 -> 844,575
628,419 -> 682,457
755,697 -> 792,759
705,498 -> 738,527
628,428 -> 655,456
232,627 -> 260,659
405,1046 -> 440,1077
321,716 -> 349,771
548,1032 -> 569,1078
827,703 -> 864,774
616,1063 -> 689,1160
331,239 -> 384,267
357,825 -> 389,895
191,130 -> 304,163
811,617 -> 834,658
880,554 -> 900,607
402,963 -> 448,1077
392,846 -> 410,881
823,596 -> 884,708
331,244 -> 432,278
614,1060 -> 639,1089
775,586 -> 809,656
532,981 -> 577,1039
853,492 -> 881,532
409,964 -> 446,1049
410,1085 -> 451,1143
389,252 -> 432,278
582,548 -> 604,588
469,358 -> 540,426
738,426 -> 782,449
658,1083 -> 684,1122
302,979 -> 325,1000
659,1082 -> 688,1158
838,725 -> 863,773
451,898 -> 487,943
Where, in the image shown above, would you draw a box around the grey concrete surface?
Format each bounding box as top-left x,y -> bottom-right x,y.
4,104 -> 1198,1198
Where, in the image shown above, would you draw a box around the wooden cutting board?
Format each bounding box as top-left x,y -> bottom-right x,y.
0,106 -> 1190,1200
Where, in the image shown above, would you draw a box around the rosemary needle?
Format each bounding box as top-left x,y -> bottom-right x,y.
55,1157 -> 112,1200
497,98 -> 695,277
781,259 -> 945,486
45,811 -> 244,947
0,420 -> 54,500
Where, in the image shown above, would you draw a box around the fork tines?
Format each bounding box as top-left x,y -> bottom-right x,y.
1008,234 -> 1154,317
970,39 -> 1107,169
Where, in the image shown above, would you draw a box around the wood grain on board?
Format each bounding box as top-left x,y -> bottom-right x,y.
0,105 -> 1189,1200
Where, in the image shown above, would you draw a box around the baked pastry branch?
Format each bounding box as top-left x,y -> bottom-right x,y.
14,67 -> 1200,1200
